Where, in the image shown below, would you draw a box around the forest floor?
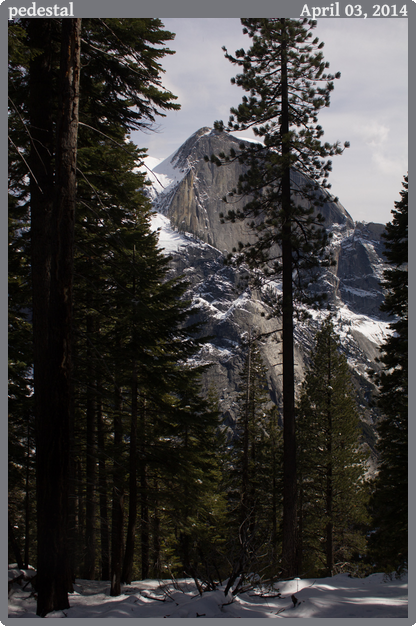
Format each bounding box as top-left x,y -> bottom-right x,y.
7,568 -> 408,618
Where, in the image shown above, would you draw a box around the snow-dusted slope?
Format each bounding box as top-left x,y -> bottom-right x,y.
145,128 -> 391,459
149,212 -> 189,253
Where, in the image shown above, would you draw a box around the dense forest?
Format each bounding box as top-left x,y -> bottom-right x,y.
8,18 -> 407,617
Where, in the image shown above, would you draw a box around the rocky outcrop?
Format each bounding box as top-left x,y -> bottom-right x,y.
150,128 -> 355,253
146,128 -> 392,465
335,223 -> 387,317
149,128 -> 386,320
151,128 -> 255,252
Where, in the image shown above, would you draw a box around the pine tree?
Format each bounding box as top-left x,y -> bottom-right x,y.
28,19 -> 81,615
72,123 -> 156,587
8,194 -> 36,568
369,175 -> 408,574
162,367 -> 227,583
73,139 -> 210,589
296,319 -> 370,578
225,333 -> 283,590
8,17 -> 180,613
209,18 -> 348,576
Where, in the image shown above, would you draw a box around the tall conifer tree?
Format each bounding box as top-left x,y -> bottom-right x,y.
225,333 -> 282,590
296,319 -> 369,577
28,19 -> 81,615
210,18 -> 348,576
369,175 -> 408,574
8,17 -> 180,613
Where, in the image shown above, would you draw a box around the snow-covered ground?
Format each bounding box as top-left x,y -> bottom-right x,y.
8,571 -> 408,618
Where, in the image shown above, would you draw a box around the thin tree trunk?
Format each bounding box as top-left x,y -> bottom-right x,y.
249,389 -> 256,539
24,420 -> 31,568
241,335 -> 251,539
326,340 -> 333,577
297,483 -> 304,575
152,479 -> 161,579
110,382 -> 124,596
121,248 -> 138,584
179,425 -> 191,575
33,18 -> 81,616
271,409 -> 278,565
97,393 -> 110,581
76,458 -> 85,563
140,399 -> 150,580
280,18 -> 297,579
8,519 -> 24,570
68,380 -> 77,588
83,314 -> 96,580
121,367 -> 138,584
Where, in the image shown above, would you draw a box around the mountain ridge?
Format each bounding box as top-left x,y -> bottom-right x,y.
145,127 -> 391,470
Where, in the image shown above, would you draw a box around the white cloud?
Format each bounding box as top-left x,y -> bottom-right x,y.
359,121 -> 390,147
372,150 -> 407,178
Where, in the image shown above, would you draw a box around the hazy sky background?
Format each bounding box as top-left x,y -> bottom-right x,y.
131,18 -> 408,226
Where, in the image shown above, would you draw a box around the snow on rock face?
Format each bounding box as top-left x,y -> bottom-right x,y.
149,212 -> 189,253
146,127 -> 388,319
145,128 -> 391,461
146,127 -> 355,254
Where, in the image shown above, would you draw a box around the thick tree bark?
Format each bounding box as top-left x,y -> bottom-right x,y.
32,18 -> 81,617
280,19 -> 298,579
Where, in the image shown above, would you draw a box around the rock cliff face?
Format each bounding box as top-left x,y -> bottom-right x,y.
146,128 -> 391,466
150,127 -> 254,252
149,127 -> 355,254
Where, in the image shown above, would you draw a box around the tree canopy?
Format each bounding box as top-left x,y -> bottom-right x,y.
208,18 -> 348,576
369,175 -> 408,574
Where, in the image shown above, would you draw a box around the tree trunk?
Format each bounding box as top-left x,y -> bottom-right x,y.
152,479 -> 162,578
74,458 -> 85,572
83,313 -> 96,580
140,399 -> 150,580
68,380 -> 77,587
8,519 -> 24,570
280,18 -> 297,579
326,341 -> 334,577
110,383 -> 124,596
241,336 -> 251,540
270,409 -> 279,566
97,394 -> 110,581
24,420 -> 31,568
121,368 -> 138,584
32,18 -> 81,617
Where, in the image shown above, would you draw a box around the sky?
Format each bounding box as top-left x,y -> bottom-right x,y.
131,18 -> 408,226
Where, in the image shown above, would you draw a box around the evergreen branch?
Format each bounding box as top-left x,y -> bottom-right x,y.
8,136 -> 43,194
78,122 -> 167,188
8,96 -> 50,177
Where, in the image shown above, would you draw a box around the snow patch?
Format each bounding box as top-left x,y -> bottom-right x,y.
145,149 -> 190,197
150,213 -> 189,253
8,572 -> 408,618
